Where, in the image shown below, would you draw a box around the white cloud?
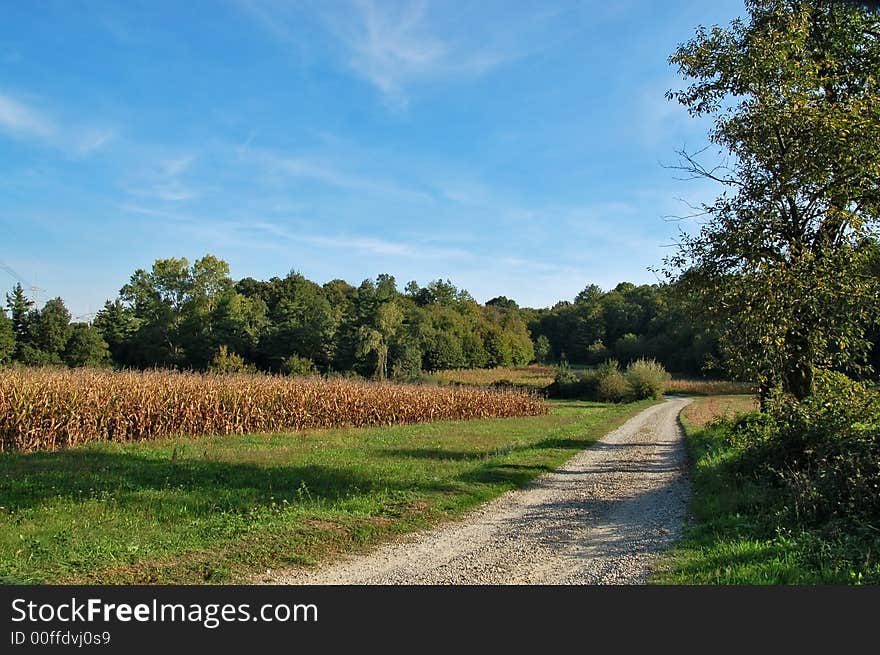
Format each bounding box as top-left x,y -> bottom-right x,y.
0,91 -> 116,156
243,147 -> 432,201
0,94 -> 56,139
72,127 -> 118,157
123,180 -> 201,203
327,0 -> 522,105
160,154 -> 197,177
118,202 -> 470,260
338,0 -> 447,101
247,220 -> 469,260
238,0 -> 520,106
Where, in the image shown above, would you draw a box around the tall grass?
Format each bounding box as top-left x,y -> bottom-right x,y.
0,368 -> 548,453
666,378 -> 755,396
427,365 -> 556,388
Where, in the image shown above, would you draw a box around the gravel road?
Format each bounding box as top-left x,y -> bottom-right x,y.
264,397 -> 692,585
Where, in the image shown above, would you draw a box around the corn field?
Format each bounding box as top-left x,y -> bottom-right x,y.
0,368 -> 549,452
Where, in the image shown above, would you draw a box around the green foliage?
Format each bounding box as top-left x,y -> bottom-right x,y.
93,300 -> 140,366
281,354 -> 316,376
596,360 -> 631,403
64,323 -> 111,368
730,371 -> 880,529
534,334 -> 551,364
209,345 -> 253,374
390,337 -> 422,380
5,284 -> 34,356
659,384 -> 880,584
658,409 -> 880,584
27,297 -> 72,365
548,363 -> 596,399
585,339 -> 610,364
0,308 -> 14,364
0,250 -> 811,388
613,332 -> 643,365
625,358 -> 671,400
530,282 -> 722,377
665,0 -> 880,398
554,362 -> 578,386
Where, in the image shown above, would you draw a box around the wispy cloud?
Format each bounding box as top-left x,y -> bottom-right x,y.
123,182 -> 200,203
238,0 -> 521,106
0,91 -> 116,156
119,202 -> 469,260
160,154 -> 197,177
121,151 -> 201,203
72,127 -> 118,156
334,0 -> 447,101
247,219 -> 470,260
242,147 -> 432,201
326,0 -> 515,105
0,93 -> 55,139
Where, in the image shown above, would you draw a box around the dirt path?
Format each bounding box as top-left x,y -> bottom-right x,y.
263,397 -> 692,585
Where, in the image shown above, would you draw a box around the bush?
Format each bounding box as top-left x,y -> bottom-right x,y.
209,345 -> 253,374
597,360 -> 630,402
281,354 -> 316,376
625,358 -> 671,400
585,340 -> 610,364
549,364 -> 598,399
728,370 -> 880,530
554,363 -> 578,384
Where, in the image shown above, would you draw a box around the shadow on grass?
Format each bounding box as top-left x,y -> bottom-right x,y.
0,450 -> 420,514
458,463 -> 558,487
1,428 -> 616,516
381,436 -> 600,463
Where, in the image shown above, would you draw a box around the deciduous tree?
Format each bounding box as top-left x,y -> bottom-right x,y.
665,0 -> 880,398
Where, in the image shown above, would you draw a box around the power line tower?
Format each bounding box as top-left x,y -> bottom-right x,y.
0,261 -> 44,305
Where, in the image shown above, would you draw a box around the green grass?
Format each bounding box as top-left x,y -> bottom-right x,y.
653,399 -> 880,585
0,399 -> 655,584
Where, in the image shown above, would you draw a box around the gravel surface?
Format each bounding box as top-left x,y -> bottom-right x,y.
263,398 -> 692,585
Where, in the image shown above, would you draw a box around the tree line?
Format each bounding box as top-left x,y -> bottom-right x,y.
0,255 -> 734,378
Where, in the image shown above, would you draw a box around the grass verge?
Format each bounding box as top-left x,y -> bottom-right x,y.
1,399 -> 655,584
653,395 -> 879,584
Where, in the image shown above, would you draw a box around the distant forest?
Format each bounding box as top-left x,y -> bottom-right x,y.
0,254 -> 738,379
4,252 -> 874,380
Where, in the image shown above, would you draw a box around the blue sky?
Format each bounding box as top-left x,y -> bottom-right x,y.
1,0 -> 745,318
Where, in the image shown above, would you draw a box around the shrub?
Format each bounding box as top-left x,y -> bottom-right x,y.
597,360 -> 630,402
209,345 -> 253,374
549,364 -> 598,399
727,370 -> 880,530
281,354 -> 316,376
625,358 -> 671,400
554,362 -> 578,386
585,340 -> 611,364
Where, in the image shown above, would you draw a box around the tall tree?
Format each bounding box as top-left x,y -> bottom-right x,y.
27,297 -> 72,365
357,299 -> 403,380
119,255 -> 234,368
665,0 -> 880,398
93,299 -> 140,366
64,323 -> 111,367
0,308 -> 14,364
6,283 -> 34,358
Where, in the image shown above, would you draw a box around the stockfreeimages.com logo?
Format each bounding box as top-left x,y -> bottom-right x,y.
11,597 -> 318,630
